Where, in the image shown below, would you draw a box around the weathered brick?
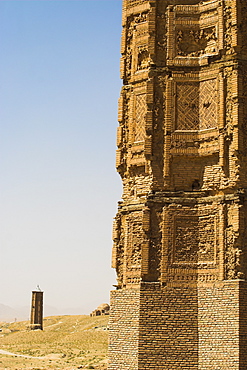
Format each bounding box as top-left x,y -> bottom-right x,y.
109,1 -> 247,369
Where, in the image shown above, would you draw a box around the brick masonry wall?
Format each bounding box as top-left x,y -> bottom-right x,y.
108,289 -> 140,370
109,281 -> 247,369
198,281 -> 241,370
110,1 -> 247,369
239,281 -> 247,370
138,283 -> 199,370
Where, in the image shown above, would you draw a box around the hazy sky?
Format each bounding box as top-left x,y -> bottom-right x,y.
0,0 -> 123,314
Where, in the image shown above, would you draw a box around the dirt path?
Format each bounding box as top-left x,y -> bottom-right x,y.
0,349 -> 42,359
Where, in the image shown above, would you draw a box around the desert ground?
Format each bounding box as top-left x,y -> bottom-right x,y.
0,315 -> 108,370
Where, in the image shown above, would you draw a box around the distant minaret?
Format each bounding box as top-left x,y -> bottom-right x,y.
30,286 -> 43,330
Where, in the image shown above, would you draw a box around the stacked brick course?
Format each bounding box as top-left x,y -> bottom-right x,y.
109,0 -> 247,369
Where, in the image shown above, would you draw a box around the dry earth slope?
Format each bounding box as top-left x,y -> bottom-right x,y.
0,315 -> 109,370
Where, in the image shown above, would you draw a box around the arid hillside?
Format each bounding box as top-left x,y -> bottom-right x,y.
0,315 -> 109,370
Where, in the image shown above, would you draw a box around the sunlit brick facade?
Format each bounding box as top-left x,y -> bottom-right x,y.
109,1 -> 247,369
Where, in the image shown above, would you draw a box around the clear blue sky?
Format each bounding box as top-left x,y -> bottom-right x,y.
0,0 -> 122,314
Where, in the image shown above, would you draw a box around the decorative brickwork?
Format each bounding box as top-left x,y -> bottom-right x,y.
199,79 -> 217,130
176,82 -> 199,130
176,78 -> 217,131
134,94 -> 146,142
109,1 -> 247,369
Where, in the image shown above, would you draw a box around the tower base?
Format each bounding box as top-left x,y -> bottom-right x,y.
108,281 -> 247,370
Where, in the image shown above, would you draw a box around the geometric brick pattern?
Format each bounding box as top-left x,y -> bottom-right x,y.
135,94 -> 146,141
176,79 -> 217,131
199,79 -> 217,130
176,82 -> 199,130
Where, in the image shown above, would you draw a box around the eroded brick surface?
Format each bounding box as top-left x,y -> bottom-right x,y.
109,1 -> 247,369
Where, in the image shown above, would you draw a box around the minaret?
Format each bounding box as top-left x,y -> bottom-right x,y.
30,287 -> 43,330
109,1 -> 247,369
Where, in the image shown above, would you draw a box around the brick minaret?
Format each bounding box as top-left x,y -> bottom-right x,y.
109,1 -> 247,369
30,289 -> 43,330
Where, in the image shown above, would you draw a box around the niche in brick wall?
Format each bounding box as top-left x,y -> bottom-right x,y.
176,79 -> 217,131
167,1 -> 224,67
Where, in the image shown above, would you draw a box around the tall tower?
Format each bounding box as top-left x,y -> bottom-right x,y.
30,289 -> 43,330
109,1 -> 247,369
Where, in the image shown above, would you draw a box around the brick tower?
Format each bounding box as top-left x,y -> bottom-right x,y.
30,289 -> 43,330
109,1 -> 247,369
